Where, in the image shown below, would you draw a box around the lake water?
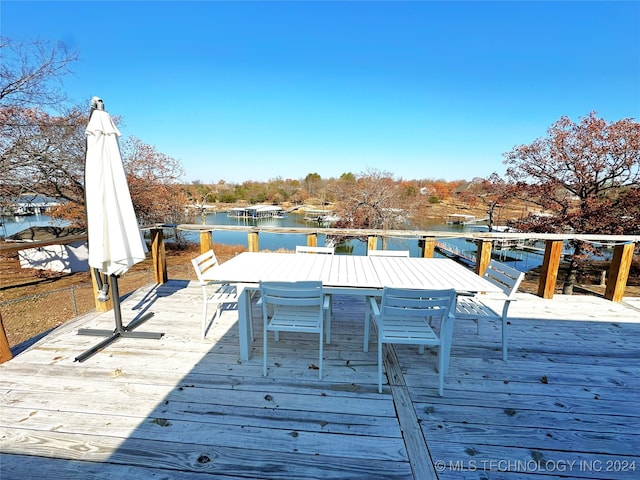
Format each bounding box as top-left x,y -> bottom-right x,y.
180,211 -> 545,273
1,213 -> 70,238
2,211 -> 544,273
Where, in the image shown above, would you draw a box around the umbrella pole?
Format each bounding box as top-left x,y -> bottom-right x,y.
75,275 -> 163,362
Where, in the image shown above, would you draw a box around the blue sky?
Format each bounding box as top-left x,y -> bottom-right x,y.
3,1 -> 639,184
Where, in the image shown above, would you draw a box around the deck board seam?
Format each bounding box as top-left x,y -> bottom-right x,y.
383,343 -> 438,480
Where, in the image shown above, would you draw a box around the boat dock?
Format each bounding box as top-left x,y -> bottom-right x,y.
436,241 -> 525,266
227,205 -> 286,219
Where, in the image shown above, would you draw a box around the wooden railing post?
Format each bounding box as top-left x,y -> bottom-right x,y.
419,236 -> 435,258
199,230 -> 212,254
474,240 -> 492,276
151,228 -> 168,284
367,236 -> 378,253
248,231 -> 259,252
538,240 -> 563,299
0,313 -> 14,364
91,268 -> 113,312
605,242 -> 635,302
307,233 -> 318,247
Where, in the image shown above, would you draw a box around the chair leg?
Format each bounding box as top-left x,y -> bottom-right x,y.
201,299 -> 208,340
318,327 -> 323,380
502,315 -> 508,362
325,303 -> 331,344
248,298 -> 255,342
377,338 -> 383,393
364,298 -> 371,352
263,323 -> 268,377
438,347 -> 445,397
325,294 -> 332,344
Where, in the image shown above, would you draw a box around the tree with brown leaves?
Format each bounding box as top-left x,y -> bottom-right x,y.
504,112 -> 640,293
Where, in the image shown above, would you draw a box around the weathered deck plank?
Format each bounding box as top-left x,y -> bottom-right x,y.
1,280 -> 639,479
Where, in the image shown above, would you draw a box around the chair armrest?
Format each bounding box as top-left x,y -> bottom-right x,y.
474,291 -> 511,302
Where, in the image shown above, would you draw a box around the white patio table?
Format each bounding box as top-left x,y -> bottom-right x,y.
201,252 -> 501,361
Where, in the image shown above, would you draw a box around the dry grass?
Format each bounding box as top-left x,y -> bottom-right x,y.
0,243 -> 246,348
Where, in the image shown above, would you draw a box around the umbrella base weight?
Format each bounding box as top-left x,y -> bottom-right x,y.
75,312 -> 163,362
77,329 -> 164,339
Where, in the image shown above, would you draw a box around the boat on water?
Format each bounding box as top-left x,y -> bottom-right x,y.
227,205 -> 286,219
303,209 -> 340,225
446,213 -> 477,225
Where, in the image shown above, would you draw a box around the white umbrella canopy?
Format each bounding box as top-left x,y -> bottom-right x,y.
85,97 -> 146,276
76,97 -> 161,362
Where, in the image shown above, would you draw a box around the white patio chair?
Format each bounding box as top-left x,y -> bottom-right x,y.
260,280 -> 330,379
295,244 -> 335,339
367,249 -> 410,257
365,287 -> 456,395
191,250 -> 241,340
295,245 -> 335,255
455,260 -> 524,361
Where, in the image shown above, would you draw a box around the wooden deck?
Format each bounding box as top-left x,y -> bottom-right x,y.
1,280 -> 639,479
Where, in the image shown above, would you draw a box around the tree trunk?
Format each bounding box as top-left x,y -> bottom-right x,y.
562,242 -> 584,294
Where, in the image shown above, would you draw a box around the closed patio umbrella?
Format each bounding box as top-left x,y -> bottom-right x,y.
75,97 -> 162,362
85,97 -> 146,277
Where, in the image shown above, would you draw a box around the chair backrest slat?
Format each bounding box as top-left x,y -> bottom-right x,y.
191,250 -> 219,283
260,281 -> 324,307
381,287 -> 455,320
483,260 -> 525,298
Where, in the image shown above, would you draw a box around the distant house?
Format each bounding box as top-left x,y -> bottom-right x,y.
0,195 -> 63,216
5,226 -> 88,273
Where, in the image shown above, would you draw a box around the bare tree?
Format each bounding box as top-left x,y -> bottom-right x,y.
462,174 -> 516,231
0,106 -> 87,221
331,169 -> 405,244
0,37 -> 81,220
0,37 -> 78,108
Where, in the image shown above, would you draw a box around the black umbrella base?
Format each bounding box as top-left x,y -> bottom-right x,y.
75,311 -> 164,362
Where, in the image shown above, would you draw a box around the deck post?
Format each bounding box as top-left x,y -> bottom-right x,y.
419,236 -> 435,258
199,230 -> 213,254
537,240 -> 563,299
367,236 -> 378,253
151,228 -> 168,284
0,313 -> 14,364
248,231 -> 259,252
605,242 -> 635,302
474,240 -> 492,276
306,233 -> 318,247
91,268 -> 113,312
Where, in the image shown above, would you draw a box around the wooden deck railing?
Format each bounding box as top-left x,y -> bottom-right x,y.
171,224 -> 638,303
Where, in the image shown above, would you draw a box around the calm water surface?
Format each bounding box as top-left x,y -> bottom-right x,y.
182,211 -> 544,273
